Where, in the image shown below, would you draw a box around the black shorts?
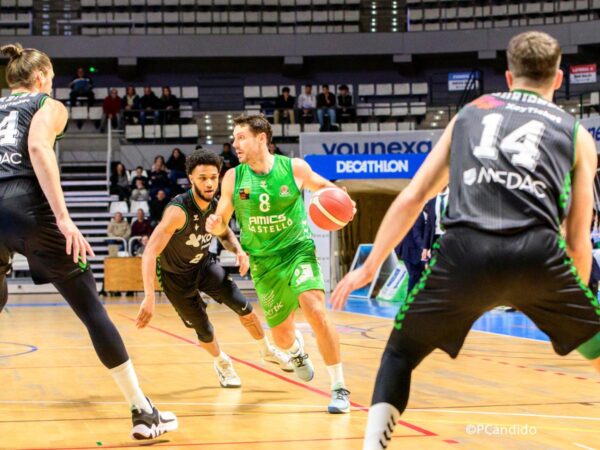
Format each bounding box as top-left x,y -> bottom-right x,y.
158,256 -> 251,340
0,179 -> 89,284
390,226 -> 600,358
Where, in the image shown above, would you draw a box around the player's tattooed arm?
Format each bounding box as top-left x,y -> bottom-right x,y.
216,226 -> 249,276
217,227 -> 243,255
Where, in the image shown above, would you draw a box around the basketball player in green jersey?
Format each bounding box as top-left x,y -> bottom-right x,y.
207,114 -> 354,413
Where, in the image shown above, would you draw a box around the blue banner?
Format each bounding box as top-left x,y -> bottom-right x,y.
304,153 -> 427,180
448,71 -> 480,92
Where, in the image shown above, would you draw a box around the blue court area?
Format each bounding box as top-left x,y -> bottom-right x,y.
340,296 -> 552,342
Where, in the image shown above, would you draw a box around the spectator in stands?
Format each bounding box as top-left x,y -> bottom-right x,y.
134,235 -> 150,256
219,142 -> 239,177
122,85 -> 140,125
148,155 -> 171,198
337,84 -> 356,123
149,189 -> 169,226
107,212 -> 131,252
140,86 -> 160,125
160,86 -> 180,124
130,178 -> 150,202
268,142 -> 285,155
131,209 -> 153,254
316,84 -> 337,130
110,163 -> 130,201
274,87 -> 296,124
100,88 -> 122,133
166,147 -> 187,186
296,84 -> 316,124
130,166 -> 148,188
131,209 -> 153,237
68,67 -> 94,106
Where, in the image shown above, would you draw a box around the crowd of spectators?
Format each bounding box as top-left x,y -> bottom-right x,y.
272,84 -> 355,130
67,67 -> 183,132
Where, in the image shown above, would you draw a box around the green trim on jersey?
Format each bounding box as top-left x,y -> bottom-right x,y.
512,88 -> 542,98
557,235 -> 600,318
572,120 -> 580,169
188,189 -> 213,216
166,202 -> 189,235
394,239 -> 442,330
38,94 -> 49,109
156,256 -> 164,289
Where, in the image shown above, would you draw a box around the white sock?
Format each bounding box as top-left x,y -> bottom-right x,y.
109,359 -> 152,414
286,337 -> 301,356
256,337 -> 271,354
363,403 -> 400,450
326,363 -> 345,390
214,351 -> 229,364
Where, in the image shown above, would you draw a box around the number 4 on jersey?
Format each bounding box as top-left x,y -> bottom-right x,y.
473,113 -> 545,171
0,111 -> 20,146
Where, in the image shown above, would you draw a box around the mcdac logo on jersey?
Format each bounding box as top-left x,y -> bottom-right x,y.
0,152 -> 22,165
463,166 -> 547,198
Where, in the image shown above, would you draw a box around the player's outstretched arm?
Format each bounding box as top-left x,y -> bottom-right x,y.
565,125 -> 597,284
29,98 -> 94,264
216,227 -> 249,276
136,205 -> 185,328
207,168 -> 236,236
330,116 -> 456,310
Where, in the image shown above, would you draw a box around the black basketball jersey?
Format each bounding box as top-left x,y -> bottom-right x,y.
0,93 -> 49,181
443,90 -> 577,233
158,190 -> 216,274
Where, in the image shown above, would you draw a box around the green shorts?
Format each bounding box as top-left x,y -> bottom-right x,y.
250,239 -> 325,327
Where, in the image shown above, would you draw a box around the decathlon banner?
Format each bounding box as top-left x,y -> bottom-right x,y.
299,130 -> 442,157
304,153 -> 427,180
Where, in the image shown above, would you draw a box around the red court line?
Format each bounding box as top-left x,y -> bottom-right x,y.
117,313 -> 439,439
22,433 -> 433,450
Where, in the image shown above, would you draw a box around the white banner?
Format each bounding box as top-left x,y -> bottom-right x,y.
299,130 -> 443,157
570,64 -> 597,85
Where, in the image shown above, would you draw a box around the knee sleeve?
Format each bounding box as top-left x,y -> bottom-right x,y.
54,271 -> 129,369
372,332 -> 434,413
577,331 -> 600,360
194,321 -> 214,343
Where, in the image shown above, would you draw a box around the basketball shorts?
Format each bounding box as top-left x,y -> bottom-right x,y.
158,255 -> 252,342
389,225 -> 600,358
250,239 -> 324,328
0,178 -> 89,284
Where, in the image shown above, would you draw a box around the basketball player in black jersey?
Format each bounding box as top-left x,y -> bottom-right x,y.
135,149 -> 292,388
331,31 -> 600,449
0,44 -> 177,439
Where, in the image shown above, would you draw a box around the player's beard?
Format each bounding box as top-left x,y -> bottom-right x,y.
193,184 -> 213,202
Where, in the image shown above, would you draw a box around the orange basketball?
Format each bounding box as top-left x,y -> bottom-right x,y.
309,188 -> 354,231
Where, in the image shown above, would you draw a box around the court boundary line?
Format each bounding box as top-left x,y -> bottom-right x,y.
116,312 -> 439,440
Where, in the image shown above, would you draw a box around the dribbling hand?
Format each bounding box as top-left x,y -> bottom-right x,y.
330,266 -> 374,310
136,296 -> 155,328
206,214 -> 223,235
57,217 -> 95,264
341,186 -> 357,219
236,251 -> 249,277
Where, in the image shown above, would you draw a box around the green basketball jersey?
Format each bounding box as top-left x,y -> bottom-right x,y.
233,154 -> 312,257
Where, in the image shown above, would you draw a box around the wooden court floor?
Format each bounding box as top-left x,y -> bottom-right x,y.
0,294 -> 599,450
